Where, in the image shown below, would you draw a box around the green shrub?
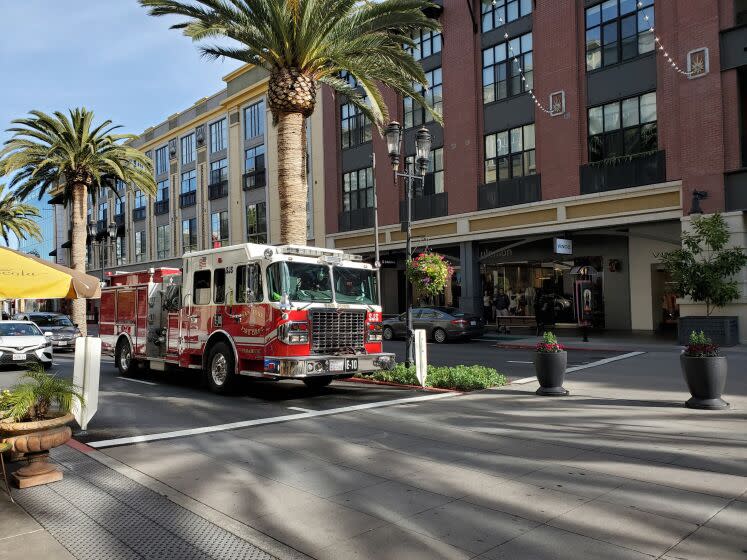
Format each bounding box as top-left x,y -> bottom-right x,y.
358,364 -> 507,391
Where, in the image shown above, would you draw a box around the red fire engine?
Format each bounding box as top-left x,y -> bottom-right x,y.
100,243 -> 395,393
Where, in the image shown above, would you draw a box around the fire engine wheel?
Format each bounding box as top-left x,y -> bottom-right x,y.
206,342 -> 236,394
303,376 -> 333,390
382,326 -> 394,341
115,338 -> 133,376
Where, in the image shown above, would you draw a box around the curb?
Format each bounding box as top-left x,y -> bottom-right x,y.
341,377 -> 460,394
494,343 -> 637,353
66,439 -> 96,453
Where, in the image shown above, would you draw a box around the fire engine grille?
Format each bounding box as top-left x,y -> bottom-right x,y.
310,309 -> 365,354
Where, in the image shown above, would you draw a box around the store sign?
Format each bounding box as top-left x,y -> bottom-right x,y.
554,238 -> 573,255
379,258 -> 398,268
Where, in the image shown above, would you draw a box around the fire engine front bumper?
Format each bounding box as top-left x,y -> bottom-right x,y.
255,353 -> 396,379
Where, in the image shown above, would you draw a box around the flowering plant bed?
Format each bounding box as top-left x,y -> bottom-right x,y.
406,251 -> 454,297
684,330 -> 720,357
535,331 -> 564,353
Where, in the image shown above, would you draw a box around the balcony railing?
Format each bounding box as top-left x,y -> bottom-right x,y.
339,207 -> 375,232
399,192 -> 448,222
478,174 -> 541,210
208,180 -> 228,200
132,207 -> 146,222
243,169 -> 266,190
580,150 -> 666,195
179,191 -> 197,208
154,199 -> 170,215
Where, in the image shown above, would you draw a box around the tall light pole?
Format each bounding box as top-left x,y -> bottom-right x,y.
384,122 -> 432,368
87,220 -> 117,283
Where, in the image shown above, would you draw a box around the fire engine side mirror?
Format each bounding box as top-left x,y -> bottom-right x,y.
280,292 -> 291,311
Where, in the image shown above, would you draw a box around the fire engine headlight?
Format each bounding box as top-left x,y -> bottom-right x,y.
288,333 -> 308,344
367,323 -> 383,343
306,362 -> 315,373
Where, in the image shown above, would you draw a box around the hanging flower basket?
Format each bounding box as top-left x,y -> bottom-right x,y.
406,252 -> 454,297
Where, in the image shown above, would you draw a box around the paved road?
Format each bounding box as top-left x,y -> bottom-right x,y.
0,339 -> 623,445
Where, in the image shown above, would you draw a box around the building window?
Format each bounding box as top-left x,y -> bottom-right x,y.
135,231 -> 146,262
244,100 -> 265,139
209,158 -> 228,185
182,218 -> 197,252
181,170 -> 197,194
115,197 -> 125,216
481,0 -> 532,32
181,133 -> 195,164
244,145 -> 266,189
340,71 -> 359,88
408,30 -> 442,61
246,202 -> 267,244
483,32 -> 532,104
116,179 -> 127,193
485,123 -> 536,182
585,0 -> 655,71
156,179 -> 169,202
341,102 -> 372,149
98,202 -> 108,223
406,148 -> 444,196
210,118 -> 227,152
588,91 -> 657,162
134,189 -> 146,210
156,225 -> 170,259
155,146 -> 168,175
403,68 -> 442,129
211,211 -> 229,247
115,236 -> 126,266
342,167 -> 375,211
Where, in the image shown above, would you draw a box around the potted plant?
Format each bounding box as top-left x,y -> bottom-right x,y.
406,251 -> 454,299
0,368 -> 83,488
534,331 -> 568,396
680,331 -> 729,410
658,213 -> 747,346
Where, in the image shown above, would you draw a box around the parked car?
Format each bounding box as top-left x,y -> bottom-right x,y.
382,307 -> 485,343
13,312 -> 81,351
0,321 -> 53,369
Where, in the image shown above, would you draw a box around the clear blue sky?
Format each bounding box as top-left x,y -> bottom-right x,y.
0,0 -> 242,147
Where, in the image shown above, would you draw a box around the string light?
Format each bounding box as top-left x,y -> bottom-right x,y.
637,1 -> 696,77
498,17 -> 554,114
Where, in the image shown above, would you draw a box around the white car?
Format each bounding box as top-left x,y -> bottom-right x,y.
0,321 -> 53,369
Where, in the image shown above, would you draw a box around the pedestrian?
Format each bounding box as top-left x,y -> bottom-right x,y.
494,288 -> 510,333
535,288 -> 544,336
482,290 -> 492,322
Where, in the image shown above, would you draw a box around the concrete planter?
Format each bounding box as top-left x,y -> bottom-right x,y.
678,316 -> 739,347
680,354 -> 729,410
534,351 -> 569,396
0,412 -> 74,488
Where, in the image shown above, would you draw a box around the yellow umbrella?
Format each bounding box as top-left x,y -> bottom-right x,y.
0,247 -> 100,299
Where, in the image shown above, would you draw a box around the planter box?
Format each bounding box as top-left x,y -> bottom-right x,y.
678,316 -> 739,346
534,351 -> 568,396
680,354 -> 729,410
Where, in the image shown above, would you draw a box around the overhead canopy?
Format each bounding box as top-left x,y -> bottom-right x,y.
0,247 -> 100,300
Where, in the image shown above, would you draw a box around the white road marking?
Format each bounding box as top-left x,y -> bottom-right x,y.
117,377 -> 158,386
507,360 -> 533,364
510,351 -> 645,385
87,391 -> 458,448
287,406 -> 314,413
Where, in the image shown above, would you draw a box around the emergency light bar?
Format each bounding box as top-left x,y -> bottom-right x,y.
276,245 -> 364,262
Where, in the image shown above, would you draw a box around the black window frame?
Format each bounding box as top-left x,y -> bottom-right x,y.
340,102 -> 372,149
209,118 -> 227,153
181,169 -> 197,195
482,32 -> 533,104
405,147 -> 444,197
181,133 -> 195,164
587,91 -> 657,162
182,217 -> 197,253
156,179 -> 169,202
342,167 -> 375,212
244,100 -> 265,139
484,123 -> 536,183
193,270 -> 211,305
211,210 -> 229,247
236,263 -> 263,303
585,0 -> 655,72
134,230 -> 146,263
408,29 -> 442,61
155,146 -> 168,175
246,202 -> 267,244
156,224 -> 170,260
404,67 -> 442,129
209,158 -> 228,185
481,0 -> 532,33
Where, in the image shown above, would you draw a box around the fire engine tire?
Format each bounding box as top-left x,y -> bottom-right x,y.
382,326 -> 394,341
303,376 -> 333,390
206,341 -> 237,394
115,338 -> 133,376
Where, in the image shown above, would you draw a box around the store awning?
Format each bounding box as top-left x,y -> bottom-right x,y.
61,240 -> 72,249
0,247 -> 100,299
48,249 -> 57,257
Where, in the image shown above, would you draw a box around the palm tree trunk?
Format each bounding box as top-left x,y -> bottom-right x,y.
70,183 -> 89,336
276,112 -> 307,245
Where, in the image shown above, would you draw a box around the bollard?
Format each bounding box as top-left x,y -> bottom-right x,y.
72,337 -> 101,435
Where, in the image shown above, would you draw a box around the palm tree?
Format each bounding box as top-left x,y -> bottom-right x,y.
0,183 -> 42,246
0,108 -> 156,335
140,0 -> 442,245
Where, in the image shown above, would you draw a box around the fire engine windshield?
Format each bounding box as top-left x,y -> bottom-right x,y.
333,267 -> 378,305
267,262 -> 333,303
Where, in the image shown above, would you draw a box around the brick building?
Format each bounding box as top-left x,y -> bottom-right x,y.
51,0 -> 747,337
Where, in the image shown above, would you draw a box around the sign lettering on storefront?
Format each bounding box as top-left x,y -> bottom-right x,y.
554,238 -> 573,255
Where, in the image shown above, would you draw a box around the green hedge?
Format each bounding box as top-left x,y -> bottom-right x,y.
358,364 -> 507,392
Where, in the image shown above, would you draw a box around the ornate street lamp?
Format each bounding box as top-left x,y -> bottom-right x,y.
385,123 -> 432,368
